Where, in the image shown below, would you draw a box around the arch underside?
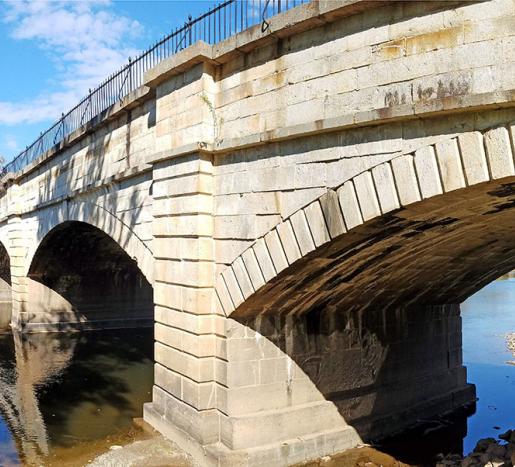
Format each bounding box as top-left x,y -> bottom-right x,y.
236,178 -> 515,319
0,241 -> 11,330
24,221 -> 153,331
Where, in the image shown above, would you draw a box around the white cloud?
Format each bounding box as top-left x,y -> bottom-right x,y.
0,0 -> 142,126
3,135 -> 18,151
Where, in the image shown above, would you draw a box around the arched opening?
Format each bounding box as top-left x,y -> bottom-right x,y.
225,176 -> 515,462
0,221 -> 155,464
26,221 -> 153,330
0,241 -> 12,330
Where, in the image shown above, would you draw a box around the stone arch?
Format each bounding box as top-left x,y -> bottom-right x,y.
24,219 -> 154,331
24,199 -> 153,284
216,124 -> 515,317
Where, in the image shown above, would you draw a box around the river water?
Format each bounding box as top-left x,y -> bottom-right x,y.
0,329 -> 154,466
0,279 -> 514,466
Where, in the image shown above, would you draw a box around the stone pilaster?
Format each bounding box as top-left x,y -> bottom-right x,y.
143,61 -> 226,463
144,150 -> 227,462
6,183 -> 30,331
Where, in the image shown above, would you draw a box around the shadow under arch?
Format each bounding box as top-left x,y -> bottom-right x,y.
216,128 -> 515,447
25,220 -> 153,331
0,240 -> 12,330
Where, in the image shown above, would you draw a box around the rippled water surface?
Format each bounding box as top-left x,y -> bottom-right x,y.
0,328 -> 153,466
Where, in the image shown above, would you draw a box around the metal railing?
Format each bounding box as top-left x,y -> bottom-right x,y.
3,0 -> 309,176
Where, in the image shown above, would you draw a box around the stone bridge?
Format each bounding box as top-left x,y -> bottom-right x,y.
0,0 -> 514,465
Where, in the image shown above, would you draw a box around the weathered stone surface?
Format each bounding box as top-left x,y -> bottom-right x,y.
484,126 -> 515,179
457,131 -> 490,185
414,146 -> 443,199
319,190 -> 346,238
337,181 -> 363,230
435,138 -> 466,192
372,163 -> 400,213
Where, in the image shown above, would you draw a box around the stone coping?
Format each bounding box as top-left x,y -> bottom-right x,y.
143,0 -> 382,87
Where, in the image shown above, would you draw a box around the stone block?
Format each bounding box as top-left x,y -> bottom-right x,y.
353,171 -> 381,221
457,131 -> 490,185
154,342 -> 215,383
153,154 -> 213,181
222,268 -> 244,308
226,359 -> 259,388
391,154 -> 422,206
276,220 -> 301,265
153,237 -> 214,262
279,188 -> 326,219
435,138 -> 466,192
303,201 -> 330,247
319,190 -> 346,238
414,146 -> 443,199
252,238 -> 276,282
289,209 -> 316,256
484,126 -> 515,179
337,181 -> 363,230
259,357 -> 289,385
155,363 -> 182,400
153,173 -> 213,198
241,248 -> 265,291
182,378 -> 218,411
231,257 -> 254,299
264,229 -> 288,274
154,259 -> 214,287
153,214 -> 213,237
372,163 -> 400,214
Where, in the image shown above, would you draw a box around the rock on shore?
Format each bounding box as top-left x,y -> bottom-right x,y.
437,430 -> 515,467
507,333 -> 515,355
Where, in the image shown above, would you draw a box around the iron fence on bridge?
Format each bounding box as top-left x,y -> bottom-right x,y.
3,0 -> 309,176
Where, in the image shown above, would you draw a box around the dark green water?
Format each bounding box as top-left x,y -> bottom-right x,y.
0,328 -> 153,466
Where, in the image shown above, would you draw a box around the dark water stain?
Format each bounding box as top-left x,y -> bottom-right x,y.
0,328 -> 153,466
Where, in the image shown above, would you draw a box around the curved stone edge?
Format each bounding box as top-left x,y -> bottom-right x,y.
22,199 -> 154,284
215,123 -> 515,317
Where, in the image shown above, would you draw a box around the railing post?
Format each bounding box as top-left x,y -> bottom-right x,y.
88,89 -> 92,122
128,57 -> 133,93
188,15 -> 193,46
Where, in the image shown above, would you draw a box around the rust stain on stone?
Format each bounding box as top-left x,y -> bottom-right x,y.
376,26 -> 462,60
374,38 -> 406,59
405,26 -> 462,55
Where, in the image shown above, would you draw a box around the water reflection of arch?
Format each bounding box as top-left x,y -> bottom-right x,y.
0,329 -> 153,465
0,332 -> 76,465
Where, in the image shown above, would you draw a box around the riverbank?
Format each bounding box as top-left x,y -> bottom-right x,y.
437,430 -> 515,467
507,333 -> 515,365
86,419 -> 194,467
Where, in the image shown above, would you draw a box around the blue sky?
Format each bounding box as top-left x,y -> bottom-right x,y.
0,0 -> 219,162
